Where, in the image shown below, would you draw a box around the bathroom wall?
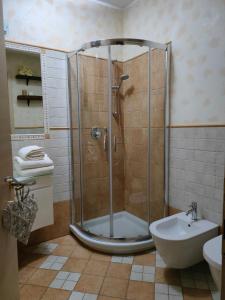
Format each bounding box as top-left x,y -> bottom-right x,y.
3,0 -> 123,52
123,0 -> 225,125
123,0 -> 225,225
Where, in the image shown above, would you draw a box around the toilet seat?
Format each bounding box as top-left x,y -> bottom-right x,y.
203,235 -> 222,271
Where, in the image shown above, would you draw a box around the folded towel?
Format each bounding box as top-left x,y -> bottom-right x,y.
15,163 -> 54,177
14,154 -> 53,170
18,145 -> 45,161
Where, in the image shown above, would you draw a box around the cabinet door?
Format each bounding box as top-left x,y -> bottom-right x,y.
32,187 -> 54,231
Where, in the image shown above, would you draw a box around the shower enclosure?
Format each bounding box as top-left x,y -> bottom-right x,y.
68,39 -> 171,253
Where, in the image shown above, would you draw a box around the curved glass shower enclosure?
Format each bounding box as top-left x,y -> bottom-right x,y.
68,39 -> 170,253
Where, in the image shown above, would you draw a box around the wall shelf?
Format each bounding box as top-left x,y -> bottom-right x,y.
15,74 -> 42,85
17,95 -> 42,106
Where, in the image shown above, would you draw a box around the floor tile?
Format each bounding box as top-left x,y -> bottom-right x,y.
100,277 -> 128,298
63,258 -> 88,273
97,297 -> 121,300
50,235 -> 79,247
40,255 -> 68,270
53,245 -> 75,257
155,283 -> 169,294
156,268 -> 181,285
69,292 -> 97,300
19,284 -> 46,300
126,281 -> 154,300
71,245 -> 92,260
49,271 -> 81,291
75,274 -> 104,294
106,263 -> 131,279
62,280 -> 77,291
169,295 -> 183,300
130,271 -> 142,281
155,293 -> 169,300
32,243 -> 58,255
27,269 -> 58,287
84,260 -> 109,276
183,287 -> 212,300
169,285 -> 183,296
143,272 -> 155,282
19,266 -> 36,283
49,278 -> 65,289
41,288 -> 71,300
90,252 -> 111,262
133,253 -> 155,266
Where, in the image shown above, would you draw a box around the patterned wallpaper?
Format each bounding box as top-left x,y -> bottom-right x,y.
3,0 -> 122,51
123,0 -> 225,124
3,0 -> 225,124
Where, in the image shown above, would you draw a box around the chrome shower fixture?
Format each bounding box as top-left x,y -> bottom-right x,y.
112,74 -> 129,90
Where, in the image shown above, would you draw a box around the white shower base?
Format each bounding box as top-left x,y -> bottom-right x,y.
83,211 -> 149,238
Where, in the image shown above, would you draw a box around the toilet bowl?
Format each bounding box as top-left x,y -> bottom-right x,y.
203,235 -> 222,289
150,212 -> 218,269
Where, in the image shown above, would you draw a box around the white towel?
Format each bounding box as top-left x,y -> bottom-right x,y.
14,154 -> 53,170
18,145 -> 45,161
15,163 -> 54,177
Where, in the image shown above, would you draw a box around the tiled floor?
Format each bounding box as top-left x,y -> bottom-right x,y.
18,234 -> 220,300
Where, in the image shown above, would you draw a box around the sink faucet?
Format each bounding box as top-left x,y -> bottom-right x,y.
186,202 -> 198,221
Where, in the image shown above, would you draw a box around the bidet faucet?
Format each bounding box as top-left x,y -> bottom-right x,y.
186,201 -> 198,221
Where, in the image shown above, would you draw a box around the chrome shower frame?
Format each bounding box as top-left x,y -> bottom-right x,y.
68,38 -> 171,253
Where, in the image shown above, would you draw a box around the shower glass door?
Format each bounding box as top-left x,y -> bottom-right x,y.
76,46 -> 111,237
110,44 -> 150,238
71,41 -> 167,240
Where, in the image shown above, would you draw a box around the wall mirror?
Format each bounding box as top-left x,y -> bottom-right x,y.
5,42 -> 49,140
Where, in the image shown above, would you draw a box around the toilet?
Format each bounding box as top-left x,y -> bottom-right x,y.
203,235 -> 222,289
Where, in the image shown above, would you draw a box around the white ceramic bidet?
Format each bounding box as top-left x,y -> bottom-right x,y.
150,212 -> 218,269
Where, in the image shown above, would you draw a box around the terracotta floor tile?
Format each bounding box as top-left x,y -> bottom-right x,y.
63,258 -> 88,272
126,281 -> 154,300
84,260 -> 109,276
52,245 -> 74,257
90,252 -> 112,262
27,269 -> 58,287
71,245 -> 92,259
100,277 -> 128,298
19,266 -> 36,283
50,235 -> 78,246
183,287 -> 212,300
41,288 -> 71,300
133,252 -> 155,266
19,253 -> 47,269
20,284 -> 46,300
75,274 -> 104,294
106,263 -> 131,279
155,267 -> 181,285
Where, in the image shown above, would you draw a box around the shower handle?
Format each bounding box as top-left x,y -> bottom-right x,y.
103,128 -> 108,151
113,136 -> 117,152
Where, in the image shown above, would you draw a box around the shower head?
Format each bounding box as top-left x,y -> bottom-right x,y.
120,74 -> 129,81
112,73 -> 129,90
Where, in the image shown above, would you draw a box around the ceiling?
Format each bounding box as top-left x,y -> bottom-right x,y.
95,0 -> 137,9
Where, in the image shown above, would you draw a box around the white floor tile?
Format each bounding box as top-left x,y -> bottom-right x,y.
211,290 -> 221,300
62,280 -> 77,291
56,256 -> 68,263
49,278 -> 64,289
68,272 -> 81,282
40,262 -> 52,269
111,256 -> 123,263
169,295 -> 183,300
155,293 -> 169,300
69,292 -> 84,300
132,265 -> 143,273
51,262 -> 64,270
155,283 -> 169,295
122,256 -> 133,264
143,273 -> 154,282
143,266 -> 155,274
130,271 -> 142,281
169,285 -> 182,296
83,294 -> 98,300
56,271 -> 70,280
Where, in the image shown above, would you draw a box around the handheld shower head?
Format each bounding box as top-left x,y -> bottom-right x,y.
120,74 -> 129,81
